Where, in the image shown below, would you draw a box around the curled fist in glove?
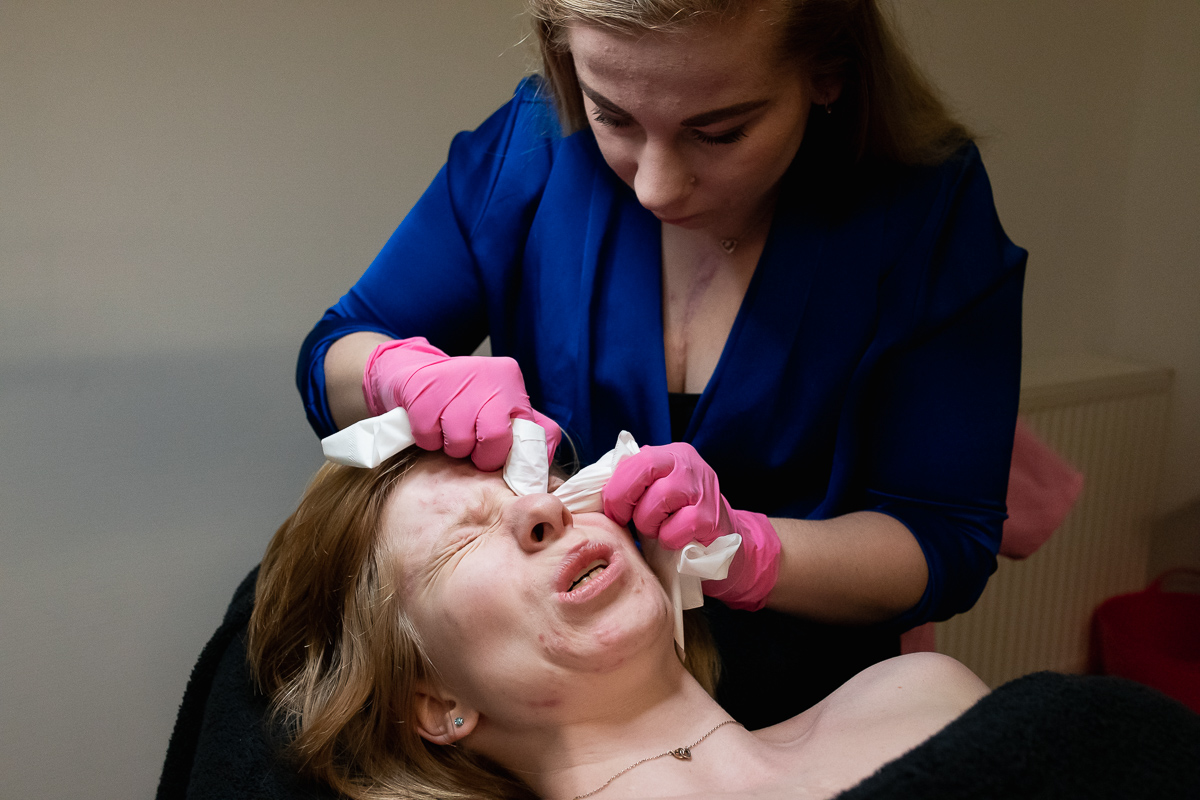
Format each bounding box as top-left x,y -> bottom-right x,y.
363,337 -> 561,472
601,442 -> 781,611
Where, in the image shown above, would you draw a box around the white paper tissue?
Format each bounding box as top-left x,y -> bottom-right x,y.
321,406 -> 416,468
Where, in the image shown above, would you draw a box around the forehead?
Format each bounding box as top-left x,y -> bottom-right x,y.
567,7 -> 789,91
383,455 -> 509,546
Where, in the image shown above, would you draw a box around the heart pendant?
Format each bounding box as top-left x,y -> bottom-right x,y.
719,239 -> 737,255
670,747 -> 692,760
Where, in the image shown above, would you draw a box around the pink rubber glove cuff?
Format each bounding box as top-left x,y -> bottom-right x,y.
701,509 -> 781,612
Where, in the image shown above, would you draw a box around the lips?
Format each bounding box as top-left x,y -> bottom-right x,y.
555,542 -> 624,604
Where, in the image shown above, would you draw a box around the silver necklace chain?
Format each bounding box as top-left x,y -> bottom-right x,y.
569,719 -> 741,800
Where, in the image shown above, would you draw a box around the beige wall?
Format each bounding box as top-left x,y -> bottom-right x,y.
2,1 -> 1197,796
892,0 -> 1200,513
1109,0 -> 1200,513
1,0 -> 532,362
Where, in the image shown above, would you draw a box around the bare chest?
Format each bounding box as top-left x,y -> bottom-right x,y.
660,227 -> 765,394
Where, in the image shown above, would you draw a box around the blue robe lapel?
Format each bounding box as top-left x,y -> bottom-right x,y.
691,208 -> 823,462
587,186 -> 672,455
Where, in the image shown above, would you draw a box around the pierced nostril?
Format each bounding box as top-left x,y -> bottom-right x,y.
532,523 -> 545,543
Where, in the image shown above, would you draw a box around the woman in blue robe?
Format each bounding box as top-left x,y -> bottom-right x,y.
296,0 -> 1025,729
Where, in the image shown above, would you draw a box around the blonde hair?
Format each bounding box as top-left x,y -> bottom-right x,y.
248,449 -> 719,799
527,0 -> 971,167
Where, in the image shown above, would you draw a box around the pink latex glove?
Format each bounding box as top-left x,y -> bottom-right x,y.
602,442 -> 781,611
362,337 -> 561,472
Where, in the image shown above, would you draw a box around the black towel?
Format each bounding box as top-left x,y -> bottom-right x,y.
160,570 -> 1200,799
156,568 -> 335,800
837,670 -> 1200,800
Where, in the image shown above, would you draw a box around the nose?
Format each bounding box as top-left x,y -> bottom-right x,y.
633,140 -> 693,215
506,493 -> 572,553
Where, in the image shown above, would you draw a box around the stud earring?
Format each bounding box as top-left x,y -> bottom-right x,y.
453,717 -> 465,728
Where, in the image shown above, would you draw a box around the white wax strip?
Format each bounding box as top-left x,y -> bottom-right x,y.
549,430 -> 640,512
642,534 -> 741,651
321,406 -> 416,468
505,418 -> 549,496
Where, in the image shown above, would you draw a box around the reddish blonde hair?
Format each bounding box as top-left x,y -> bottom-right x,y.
248,450 -> 537,799
248,450 -> 719,799
527,0 -> 971,167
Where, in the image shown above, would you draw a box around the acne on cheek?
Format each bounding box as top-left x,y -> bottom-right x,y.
510,683 -> 568,716
538,629 -> 569,658
525,695 -> 563,710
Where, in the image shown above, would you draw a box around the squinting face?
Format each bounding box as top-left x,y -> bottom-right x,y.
568,9 -> 815,234
383,454 -> 673,723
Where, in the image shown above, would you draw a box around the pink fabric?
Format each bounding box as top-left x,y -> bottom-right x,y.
603,443 -> 782,611
1001,419 -> 1084,559
362,337 -> 561,472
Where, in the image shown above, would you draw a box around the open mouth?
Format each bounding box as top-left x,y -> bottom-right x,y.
556,542 -> 622,604
569,560 -> 609,591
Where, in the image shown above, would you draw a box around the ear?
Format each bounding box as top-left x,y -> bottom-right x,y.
811,74 -> 844,106
413,680 -> 478,745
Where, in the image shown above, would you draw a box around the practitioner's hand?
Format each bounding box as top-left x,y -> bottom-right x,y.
602,443 -> 781,611
362,337 -> 561,472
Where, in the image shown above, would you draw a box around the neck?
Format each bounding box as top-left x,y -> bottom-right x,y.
477,666 -> 750,799
711,189 -> 780,252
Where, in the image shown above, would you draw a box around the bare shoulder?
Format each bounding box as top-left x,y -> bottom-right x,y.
827,652 -> 989,729
746,655 -> 990,797
755,653 -> 987,746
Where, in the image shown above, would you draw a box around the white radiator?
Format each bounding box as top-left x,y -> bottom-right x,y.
936,355 -> 1174,687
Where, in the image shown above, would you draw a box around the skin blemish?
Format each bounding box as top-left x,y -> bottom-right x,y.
682,259 -> 720,325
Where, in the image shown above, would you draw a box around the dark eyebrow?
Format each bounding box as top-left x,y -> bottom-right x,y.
680,99 -> 770,127
578,78 -> 769,128
578,79 -> 628,116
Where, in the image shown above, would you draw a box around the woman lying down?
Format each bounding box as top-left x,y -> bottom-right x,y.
247,448 -> 1199,800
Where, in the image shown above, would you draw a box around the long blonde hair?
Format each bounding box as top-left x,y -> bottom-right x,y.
527,0 -> 971,167
248,449 -> 719,799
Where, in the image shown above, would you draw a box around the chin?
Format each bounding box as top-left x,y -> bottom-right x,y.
561,572 -> 675,673
658,212 -> 707,229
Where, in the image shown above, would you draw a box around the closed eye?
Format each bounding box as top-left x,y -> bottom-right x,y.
591,107 -> 631,129
690,126 -> 748,146
434,491 -> 506,560
591,106 -> 746,146
424,515 -> 500,578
